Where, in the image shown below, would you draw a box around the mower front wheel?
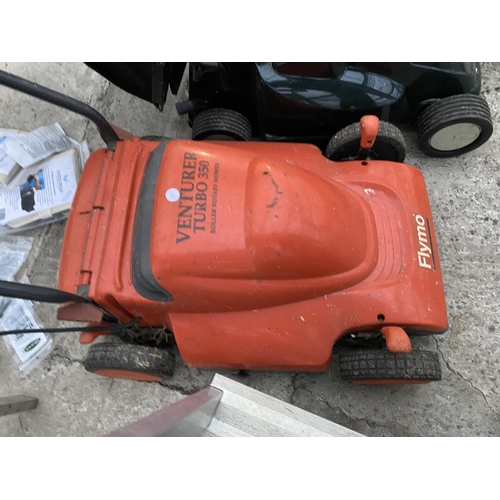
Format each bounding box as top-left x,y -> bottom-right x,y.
192,108 -> 252,141
326,120 -> 406,162
339,349 -> 441,384
416,94 -> 493,157
84,342 -> 175,382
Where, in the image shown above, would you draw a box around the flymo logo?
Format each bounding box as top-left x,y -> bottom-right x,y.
414,214 -> 436,270
23,338 -> 41,353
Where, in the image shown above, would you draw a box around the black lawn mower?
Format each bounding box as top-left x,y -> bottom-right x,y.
87,62 -> 493,159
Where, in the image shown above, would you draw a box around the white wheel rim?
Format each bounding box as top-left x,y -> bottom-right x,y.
429,123 -> 481,151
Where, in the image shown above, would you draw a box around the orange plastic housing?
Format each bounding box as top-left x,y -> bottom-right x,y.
58,138 -> 447,371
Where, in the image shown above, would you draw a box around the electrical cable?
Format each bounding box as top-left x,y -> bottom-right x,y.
0,317 -> 141,337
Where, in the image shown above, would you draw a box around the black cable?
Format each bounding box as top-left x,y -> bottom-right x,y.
0,317 -> 141,337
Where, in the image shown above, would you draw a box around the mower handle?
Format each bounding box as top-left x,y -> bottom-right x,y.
0,279 -> 91,304
0,69 -> 120,148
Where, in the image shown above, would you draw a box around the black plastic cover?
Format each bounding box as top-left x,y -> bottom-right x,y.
85,63 -> 186,111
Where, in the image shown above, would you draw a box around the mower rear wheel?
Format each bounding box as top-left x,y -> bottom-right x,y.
84,342 -> 175,382
192,108 -> 252,141
417,94 -> 493,157
326,121 -> 406,162
339,349 -> 441,384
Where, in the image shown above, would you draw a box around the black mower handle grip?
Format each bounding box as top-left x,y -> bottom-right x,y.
0,69 -> 120,148
0,280 -> 90,304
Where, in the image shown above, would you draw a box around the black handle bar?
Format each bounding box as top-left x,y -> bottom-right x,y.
0,69 -> 120,148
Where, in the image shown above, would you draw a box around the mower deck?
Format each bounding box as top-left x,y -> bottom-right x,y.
57,138 -> 447,372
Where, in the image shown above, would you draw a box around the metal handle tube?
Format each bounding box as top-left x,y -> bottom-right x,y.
0,69 -> 120,147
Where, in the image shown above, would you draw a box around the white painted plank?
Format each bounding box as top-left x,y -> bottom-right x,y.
209,375 -> 363,437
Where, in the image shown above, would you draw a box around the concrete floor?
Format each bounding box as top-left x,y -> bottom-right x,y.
0,62 -> 499,436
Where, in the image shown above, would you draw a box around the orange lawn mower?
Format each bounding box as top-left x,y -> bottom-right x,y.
0,70 -> 448,385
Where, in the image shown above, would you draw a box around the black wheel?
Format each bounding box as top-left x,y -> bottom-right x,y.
339,349 -> 441,384
84,342 -> 175,382
417,94 -> 493,157
191,108 -> 252,141
326,121 -> 406,162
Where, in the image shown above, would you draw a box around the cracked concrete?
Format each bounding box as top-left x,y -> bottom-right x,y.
1,62 -> 500,436
435,337 -> 500,420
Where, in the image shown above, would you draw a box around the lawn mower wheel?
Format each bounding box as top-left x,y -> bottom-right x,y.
326,120 -> 406,162
417,94 -> 493,157
84,342 -> 175,382
339,349 -> 441,384
192,108 -> 252,141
